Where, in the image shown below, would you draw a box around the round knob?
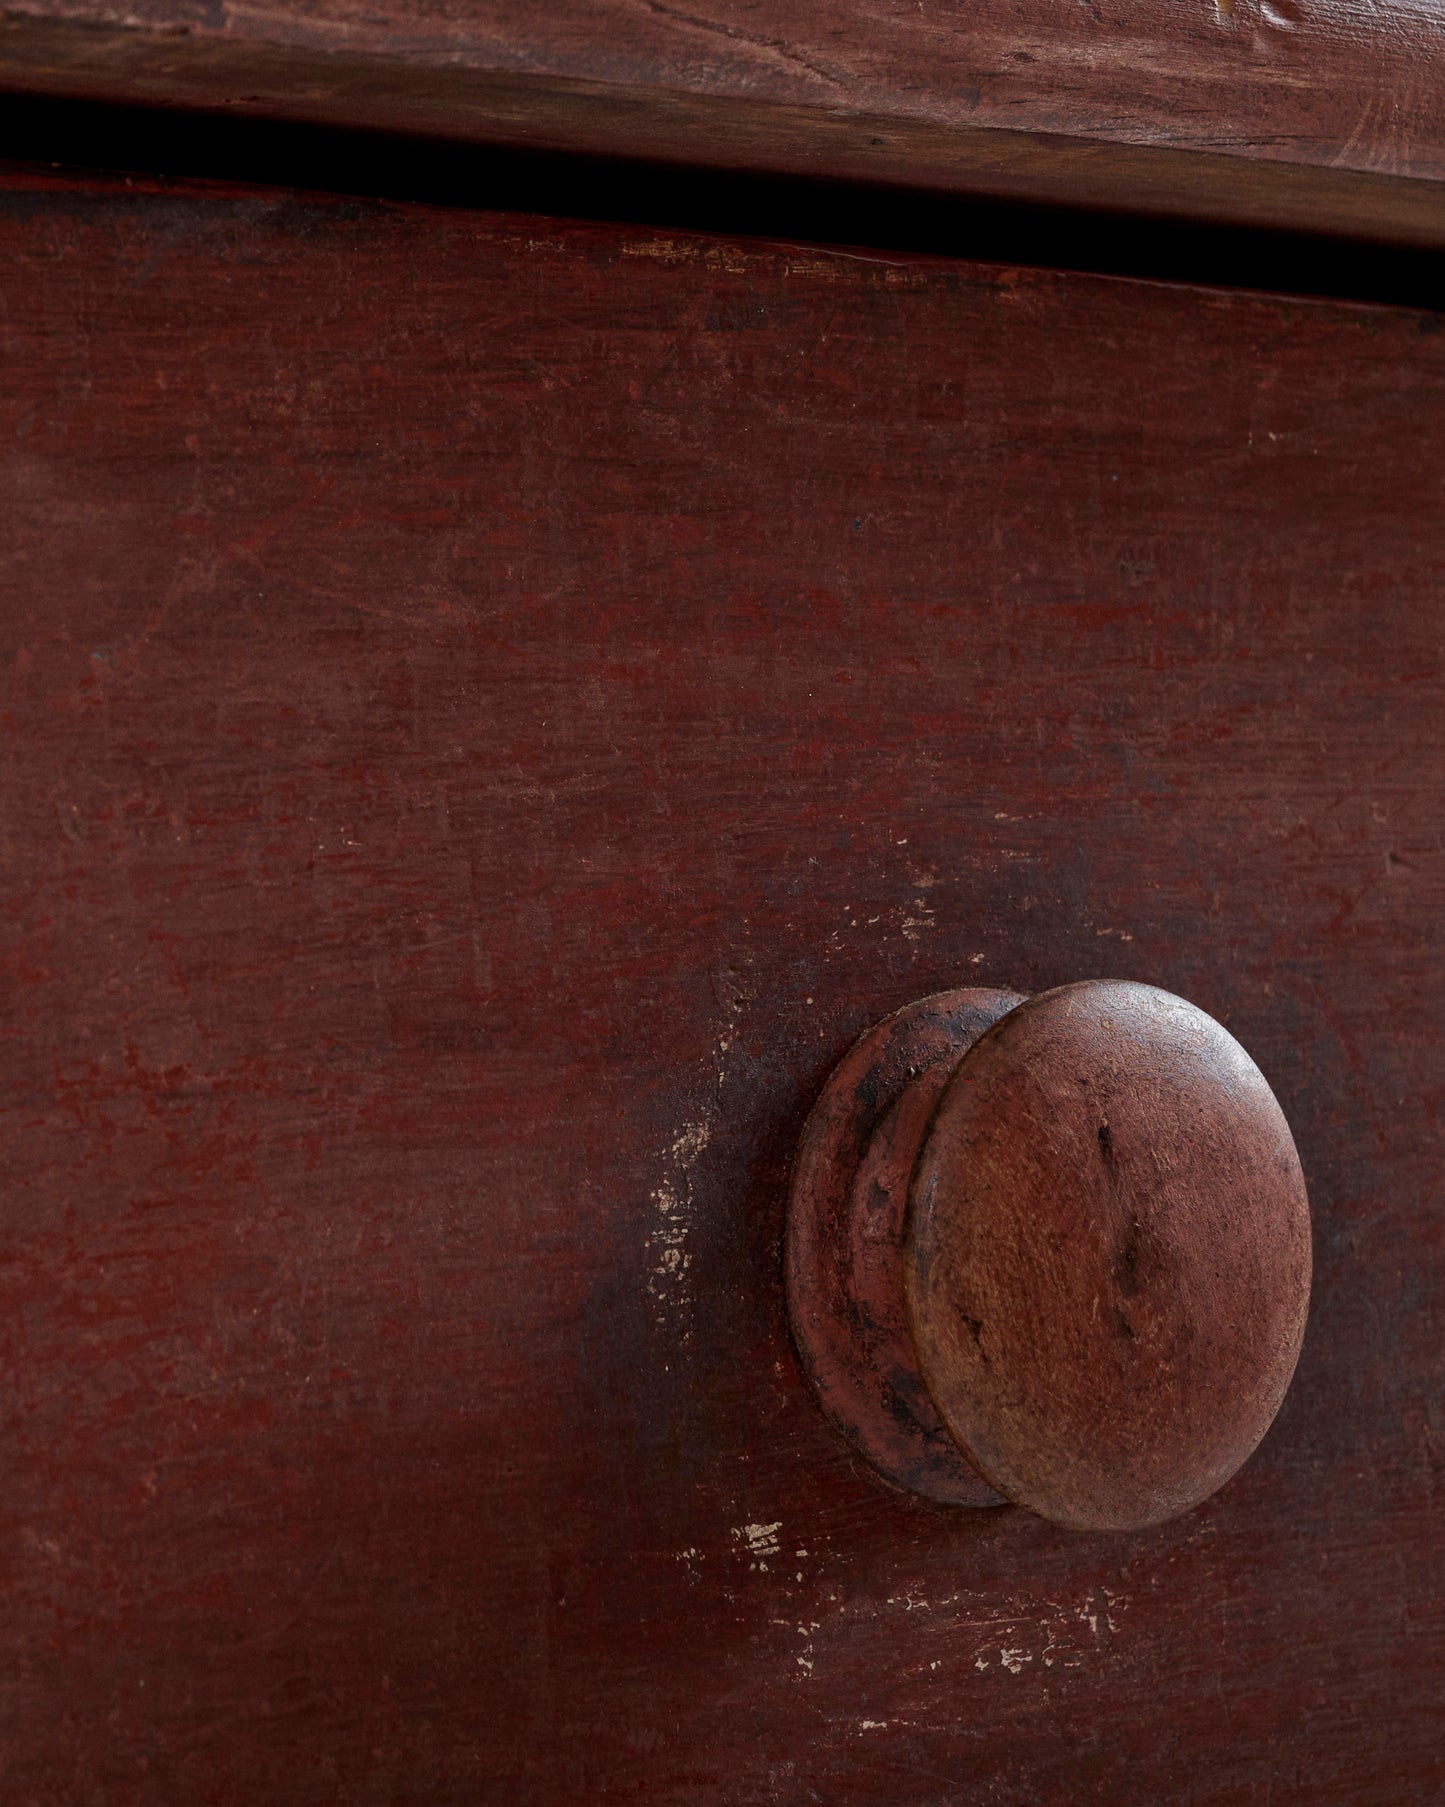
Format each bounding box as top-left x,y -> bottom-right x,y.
787,980 -> 1311,1531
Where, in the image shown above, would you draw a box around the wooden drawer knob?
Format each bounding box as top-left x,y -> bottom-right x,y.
787,981 -> 1311,1531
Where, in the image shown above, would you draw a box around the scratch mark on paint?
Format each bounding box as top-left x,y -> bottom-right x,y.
647,975 -> 746,1338
886,1592 -> 932,1612
881,1582 -> 1129,1671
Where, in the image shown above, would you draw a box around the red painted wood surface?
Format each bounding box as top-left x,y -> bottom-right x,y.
5,0 -> 1445,244
2,166 -> 1444,1802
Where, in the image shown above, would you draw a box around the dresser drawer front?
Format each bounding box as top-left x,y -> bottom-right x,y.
2,172 -> 1442,1803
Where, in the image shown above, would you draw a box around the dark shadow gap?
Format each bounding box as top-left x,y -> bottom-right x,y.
4,91 -> 1445,311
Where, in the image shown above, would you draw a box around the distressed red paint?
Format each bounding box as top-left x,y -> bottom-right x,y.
0,168 -> 1442,1802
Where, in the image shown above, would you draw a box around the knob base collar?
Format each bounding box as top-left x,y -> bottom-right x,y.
786,987 -> 1023,1505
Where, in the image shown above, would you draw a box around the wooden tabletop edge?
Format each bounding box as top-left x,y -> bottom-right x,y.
3,12 -> 1445,249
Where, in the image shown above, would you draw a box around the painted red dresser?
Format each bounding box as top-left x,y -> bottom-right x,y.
1,4 -> 1443,1800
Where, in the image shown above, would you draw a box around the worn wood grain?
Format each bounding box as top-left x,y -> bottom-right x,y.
1,167 -> 1443,1801
5,0 -> 1445,244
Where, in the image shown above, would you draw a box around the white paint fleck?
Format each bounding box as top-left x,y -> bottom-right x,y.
785,1617 -> 821,1679
898,862 -> 941,943
900,904 -> 935,943
647,1119 -> 710,1332
733,1520 -> 783,1560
